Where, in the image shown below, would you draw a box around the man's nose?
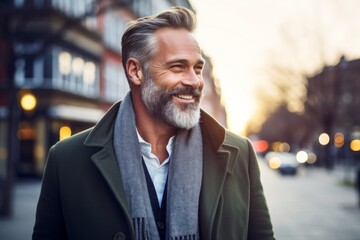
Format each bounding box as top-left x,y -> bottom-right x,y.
182,69 -> 203,89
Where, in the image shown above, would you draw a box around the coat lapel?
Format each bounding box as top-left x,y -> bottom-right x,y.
84,102 -> 135,239
199,111 -> 239,239
90,144 -> 132,222
84,104 -> 238,239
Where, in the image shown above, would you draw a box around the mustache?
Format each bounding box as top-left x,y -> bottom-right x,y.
168,87 -> 203,98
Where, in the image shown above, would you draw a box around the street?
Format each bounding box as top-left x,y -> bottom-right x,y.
260,160 -> 360,240
0,180 -> 41,240
0,161 -> 359,240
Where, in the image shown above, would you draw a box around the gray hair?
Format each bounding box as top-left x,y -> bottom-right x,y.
121,6 -> 197,84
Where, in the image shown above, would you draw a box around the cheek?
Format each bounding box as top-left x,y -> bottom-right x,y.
153,71 -> 180,87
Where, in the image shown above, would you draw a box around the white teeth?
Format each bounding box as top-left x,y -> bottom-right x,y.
177,95 -> 193,100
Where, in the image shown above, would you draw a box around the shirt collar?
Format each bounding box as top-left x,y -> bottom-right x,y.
136,129 -> 175,162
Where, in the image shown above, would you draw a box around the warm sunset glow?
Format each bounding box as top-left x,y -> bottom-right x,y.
191,0 -> 360,134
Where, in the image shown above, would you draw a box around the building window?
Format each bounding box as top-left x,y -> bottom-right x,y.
133,0 -> 153,17
14,55 -> 45,87
103,13 -> 128,52
43,53 -> 53,81
14,0 -> 25,7
15,59 -> 25,86
104,61 -> 129,102
56,49 -> 99,98
59,51 -> 72,75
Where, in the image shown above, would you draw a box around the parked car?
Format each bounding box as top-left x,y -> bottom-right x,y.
265,151 -> 299,175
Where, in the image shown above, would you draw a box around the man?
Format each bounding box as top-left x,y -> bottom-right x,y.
33,6 -> 274,240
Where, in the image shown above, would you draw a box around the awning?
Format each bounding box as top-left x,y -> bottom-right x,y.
49,105 -> 105,123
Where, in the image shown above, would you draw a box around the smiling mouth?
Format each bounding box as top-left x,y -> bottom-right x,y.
171,87 -> 202,103
176,94 -> 194,100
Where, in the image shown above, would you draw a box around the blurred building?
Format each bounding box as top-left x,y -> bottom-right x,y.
201,54 -> 227,127
307,56 -> 360,134
305,56 -> 360,165
255,56 -> 360,166
0,0 -> 226,180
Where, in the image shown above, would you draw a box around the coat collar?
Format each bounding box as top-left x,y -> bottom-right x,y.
84,101 -> 233,152
83,101 -> 119,148
83,101 -> 135,239
83,101 -> 239,239
198,111 -> 239,239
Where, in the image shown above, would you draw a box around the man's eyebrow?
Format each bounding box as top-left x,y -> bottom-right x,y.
197,59 -> 206,65
166,58 -> 205,65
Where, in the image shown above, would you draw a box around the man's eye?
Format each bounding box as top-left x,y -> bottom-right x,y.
195,66 -> 203,74
171,65 -> 184,70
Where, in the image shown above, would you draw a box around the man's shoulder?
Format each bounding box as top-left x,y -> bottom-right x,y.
50,128 -> 93,155
224,130 -> 251,151
224,130 -> 249,145
200,110 -> 252,152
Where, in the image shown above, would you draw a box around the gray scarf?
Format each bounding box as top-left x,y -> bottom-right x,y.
113,92 -> 203,240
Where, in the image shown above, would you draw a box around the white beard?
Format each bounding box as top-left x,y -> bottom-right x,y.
141,76 -> 201,129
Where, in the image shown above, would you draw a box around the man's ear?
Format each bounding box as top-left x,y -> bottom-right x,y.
126,58 -> 144,86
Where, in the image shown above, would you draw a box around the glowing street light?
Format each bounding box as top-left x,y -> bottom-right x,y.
334,132 -> 345,148
268,157 -> 281,170
296,151 -> 308,163
59,51 -> 72,75
20,93 -> 37,111
84,61 -> 96,85
350,139 -> 360,151
307,153 -> 317,164
319,133 -> 330,146
59,126 -> 72,141
72,57 -> 84,75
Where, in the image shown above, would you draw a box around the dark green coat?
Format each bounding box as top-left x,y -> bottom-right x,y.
33,102 -> 274,240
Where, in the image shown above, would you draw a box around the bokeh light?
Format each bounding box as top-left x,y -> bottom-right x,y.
296,151 -> 308,163
20,93 -> 37,111
319,133 -> 330,146
350,139 -> 360,151
334,132 -> 344,148
59,126 -> 72,141
268,157 -> 281,170
307,153 -> 317,164
253,140 -> 269,153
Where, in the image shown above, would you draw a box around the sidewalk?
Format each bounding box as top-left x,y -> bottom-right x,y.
260,161 -> 360,240
0,180 -> 41,240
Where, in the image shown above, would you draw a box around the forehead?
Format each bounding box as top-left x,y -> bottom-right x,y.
152,27 -> 203,61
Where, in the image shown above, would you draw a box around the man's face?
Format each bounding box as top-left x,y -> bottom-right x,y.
141,28 -> 205,129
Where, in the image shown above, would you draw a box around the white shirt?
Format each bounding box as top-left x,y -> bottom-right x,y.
137,130 -> 175,205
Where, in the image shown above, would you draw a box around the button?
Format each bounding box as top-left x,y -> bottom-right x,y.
113,232 -> 126,240
157,221 -> 165,230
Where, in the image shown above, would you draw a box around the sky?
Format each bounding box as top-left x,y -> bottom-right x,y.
190,0 -> 360,135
